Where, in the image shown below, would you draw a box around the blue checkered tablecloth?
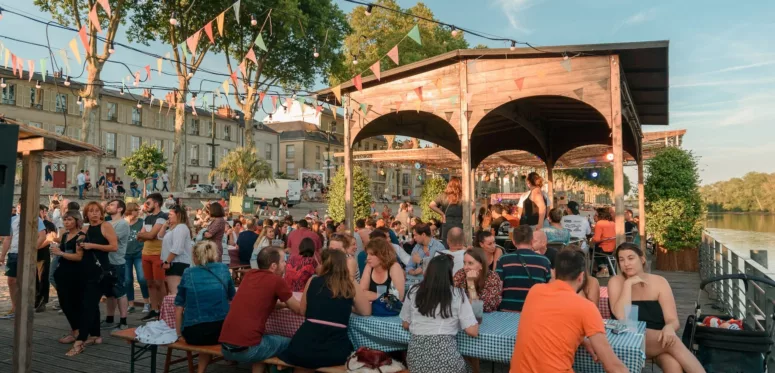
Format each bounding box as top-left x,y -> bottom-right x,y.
347,313 -> 646,373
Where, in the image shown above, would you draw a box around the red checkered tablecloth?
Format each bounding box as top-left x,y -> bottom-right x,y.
160,295 -> 177,330
599,286 -> 611,319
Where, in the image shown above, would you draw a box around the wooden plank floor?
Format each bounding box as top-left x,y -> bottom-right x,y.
0,270 -> 705,373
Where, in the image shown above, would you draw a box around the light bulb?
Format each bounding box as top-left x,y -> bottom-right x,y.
169,13 -> 178,26
133,80 -> 138,87
64,76 -> 71,87
365,4 -> 373,15
606,152 -> 614,161
187,72 -> 193,78
591,171 -> 599,178
35,80 -> 41,89
268,114 -> 273,121
136,101 -> 142,109
77,96 -> 82,104
352,54 -> 359,65
510,41 -> 516,51
563,55 -> 569,61
119,87 -> 124,95
451,27 -> 459,37
109,42 -> 115,54
313,48 -> 319,58
1,79 -> 5,89
251,14 -> 257,26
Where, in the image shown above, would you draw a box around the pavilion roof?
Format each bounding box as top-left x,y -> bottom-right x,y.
5,117 -> 104,158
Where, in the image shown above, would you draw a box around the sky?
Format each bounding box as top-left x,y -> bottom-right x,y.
0,0 -> 773,185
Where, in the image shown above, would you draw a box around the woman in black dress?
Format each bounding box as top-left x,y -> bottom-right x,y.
428,176 -> 466,242
521,172 -> 547,228
51,211 -> 86,346
279,249 -> 371,371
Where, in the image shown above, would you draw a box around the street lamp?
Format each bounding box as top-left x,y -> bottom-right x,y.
326,121 -> 337,185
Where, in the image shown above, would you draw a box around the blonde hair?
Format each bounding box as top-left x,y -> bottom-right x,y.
192,240 -> 219,266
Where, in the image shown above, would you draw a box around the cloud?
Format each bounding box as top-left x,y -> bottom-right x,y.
669,92 -> 775,128
493,0 -> 543,34
612,8 -> 658,34
671,77 -> 775,88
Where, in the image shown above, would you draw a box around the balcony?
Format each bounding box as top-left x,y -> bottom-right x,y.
107,114 -> 117,121
2,98 -> 16,105
31,103 -> 43,110
190,129 -> 200,136
132,120 -> 142,126
190,159 -> 199,166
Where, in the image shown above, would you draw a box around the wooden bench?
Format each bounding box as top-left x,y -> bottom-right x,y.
111,327 -> 346,373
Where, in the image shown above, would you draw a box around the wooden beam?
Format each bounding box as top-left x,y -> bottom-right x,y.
611,55 -> 626,247
546,164 -> 554,209
491,105 -> 548,157
15,137 -> 56,154
344,95 -> 354,231
638,158 -> 646,253
459,60 -> 473,244
13,150 -> 42,373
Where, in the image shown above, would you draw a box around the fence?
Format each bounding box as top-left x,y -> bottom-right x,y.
700,230 -> 774,366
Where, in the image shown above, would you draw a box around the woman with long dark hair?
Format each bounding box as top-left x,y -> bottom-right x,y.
401,254 -> 479,373
284,238 -> 319,292
428,176 -> 465,242
159,205 -> 193,296
452,247 -> 502,313
279,249 -> 371,371
202,202 -> 227,260
51,211 -> 85,346
474,230 -> 502,271
521,172 -> 547,228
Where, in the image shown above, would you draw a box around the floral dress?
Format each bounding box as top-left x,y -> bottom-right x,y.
453,269 -> 503,313
285,255 -> 319,292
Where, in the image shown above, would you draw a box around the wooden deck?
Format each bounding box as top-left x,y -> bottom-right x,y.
0,270 -> 705,373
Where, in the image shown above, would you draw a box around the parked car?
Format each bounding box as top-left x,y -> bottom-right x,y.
186,184 -> 214,194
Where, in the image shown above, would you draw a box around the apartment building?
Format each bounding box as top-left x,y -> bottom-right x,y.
0,68 -> 278,189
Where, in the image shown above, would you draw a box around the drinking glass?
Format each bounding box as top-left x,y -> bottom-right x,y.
471,300 -> 484,324
624,304 -> 639,331
376,285 -> 387,295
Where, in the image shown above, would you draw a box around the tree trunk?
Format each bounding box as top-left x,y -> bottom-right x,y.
142,180 -> 147,199
170,80 -> 188,191
76,63 -> 103,175
242,91 -> 256,151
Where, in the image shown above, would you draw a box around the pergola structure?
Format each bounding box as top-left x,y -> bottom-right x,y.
2,119 -> 103,373
317,41 -> 670,247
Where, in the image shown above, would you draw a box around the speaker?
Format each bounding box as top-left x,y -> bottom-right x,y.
0,123 -> 19,236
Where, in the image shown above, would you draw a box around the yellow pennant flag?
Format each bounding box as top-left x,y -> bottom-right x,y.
332,85 -> 342,104
222,80 -> 230,96
216,12 -> 226,37
69,39 -> 82,64
157,58 -> 163,76
330,104 -> 337,120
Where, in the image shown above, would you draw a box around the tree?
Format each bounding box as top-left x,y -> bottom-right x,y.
645,147 -> 704,252
127,0 -> 225,191
701,172 -> 775,212
122,144 -> 167,198
557,166 -> 632,195
209,147 -> 274,197
328,166 -> 372,223
332,0 -> 469,84
35,0 -> 133,176
215,0 -> 349,151
420,176 -> 447,221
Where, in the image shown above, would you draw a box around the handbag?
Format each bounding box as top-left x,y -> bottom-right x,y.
371,291 -> 403,317
85,232 -> 117,292
345,347 -> 406,373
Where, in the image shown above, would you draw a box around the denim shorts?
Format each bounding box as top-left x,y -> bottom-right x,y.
221,335 -> 291,363
5,254 -> 18,278
105,264 -> 127,298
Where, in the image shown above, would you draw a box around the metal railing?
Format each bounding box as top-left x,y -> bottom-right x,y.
700,231 -> 774,364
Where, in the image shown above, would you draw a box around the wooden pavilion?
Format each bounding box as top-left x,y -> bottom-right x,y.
317,41 -> 670,247
2,118 -> 103,373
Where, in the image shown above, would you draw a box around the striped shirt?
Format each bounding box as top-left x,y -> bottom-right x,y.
495,248 -> 552,312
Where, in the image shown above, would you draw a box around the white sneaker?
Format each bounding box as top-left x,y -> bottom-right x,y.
142,304 -> 150,313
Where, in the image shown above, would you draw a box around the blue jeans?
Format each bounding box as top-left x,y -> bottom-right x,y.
131,188 -> 141,197
221,335 -> 291,363
125,252 -> 149,301
78,184 -> 84,199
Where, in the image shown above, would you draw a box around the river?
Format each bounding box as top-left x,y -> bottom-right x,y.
705,213 -> 775,270
705,213 -> 775,233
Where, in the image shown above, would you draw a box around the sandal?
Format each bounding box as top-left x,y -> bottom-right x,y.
84,337 -> 103,346
58,334 -> 76,344
66,342 -> 85,357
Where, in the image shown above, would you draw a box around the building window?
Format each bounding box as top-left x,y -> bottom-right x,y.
373,144 -> 378,150
223,124 -> 231,141
107,103 -> 117,121
206,121 -> 214,137
132,107 -> 142,125
55,125 -> 65,136
206,146 -> 213,167
1,84 -> 15,105
285,144 -> 295,159
55,93 -> 67,113
286,162 -> 296,176
402,173 -> 410,186
154,113 -> 163,129
153,139 -> 164,152
30,88 -> 43,109
28,122 -> 41,128
222,148 -> 229,160
316,146 -> 321,160
190,144 -> 199,165
265,143 -> 272,160
316,162 -> 321,170
189,119 -> 200,136
105,132 -> 116,157
130,136 -> 141,152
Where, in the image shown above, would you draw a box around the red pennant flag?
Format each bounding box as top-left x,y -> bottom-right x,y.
352,74 -> 363,93
145,65 -> 152,81
27,60 -> 34,81
271,95 -> 278,110
387,45 -> 399,65
186,30 -> 201,55
284,97 -> 293,111
370,61 -> 381,81
78,26 -> 89,54
414,87 -> 423,102
88,5 -> 102,33
16,58 -> 23,78
258,91 -> 266,105
97,0 -> 112,17
11,54 -> 17,76
316,106 -> 323,116
245,48 -> 257,64
134,72 -> 140,86
238,60 -> 247,78
204,22 -> 215,44
230,71 -> 238,87
514,77 -> 525,91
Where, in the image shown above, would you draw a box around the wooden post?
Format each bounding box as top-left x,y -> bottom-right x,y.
637,158 -> 646,252
343,95 -> 354,231
14,150 -> 42,373
610,55 -> 625,247
546,163 -> 554,209
459,60 -> 473,243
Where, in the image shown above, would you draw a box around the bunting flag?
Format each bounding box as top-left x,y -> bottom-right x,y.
157,58 -> 163,76
88,5 -> 102,34
16,58 -> 23,78
229,71 -> 238,87
222,80 -> 230,95
271,95 -> 278,110
186,30 -> 201,56
258,91 -> 266,105
414,101 -> 421,113
444,111 -> 454,122
58,49 -> 71,73
407,25 -> 422,45
370,61 -> 381,81
360,103 -> 370,114
434,77 -> 443,95
145,65 -> 151,80
449,95 -> 458,104
27,60 -> 34,81
204,22 -> 215,44
330,104 -> 337,120
180,42 -> 190,61
134,72 -> 140,86
69,39 -> 82,64
191,98 -> 198,116
597,78 -> 609,90
245,48 -> 257,64
254,34 -> 268,52
332,85 -> 342,104
11,54 -> 16,76
387,46 -> 399,65
514,77 -> 525,91
560,59 -> 572,72
78,26 -> 89,53
232,0 -> 241,24
216,12 -> 226,36
284,98 -> 293,111
352,74 -> 363,93
40,59 -> 47,79
536,69 -> 547,78
238,60 -> 247,77
414,87 -> 423,102
97,0 -> 111,17
315,105 -> 323,117
3,49 -> 8,68
465,110 -> 473,121
573,87 -> 584,100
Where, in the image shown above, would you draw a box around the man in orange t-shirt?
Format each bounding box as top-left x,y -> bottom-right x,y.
511,250 -> 628,373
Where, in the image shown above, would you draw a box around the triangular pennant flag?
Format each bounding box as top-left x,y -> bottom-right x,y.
258,91 -> 266,105
407,25 -> 422,45
157,58 -> 163,76
69,39 -> 82,64
271,95 -> 278,110
89,5 -> 102,34
387,45 -> 399,65
180,42 -> 190,61
352,74 -> 363,93
360,103 -> 368,114
245,48 -> 257,64
254,34 -> 268,52
10,54 -> 16,76
465,110 -> 473,121
232,0 -> 241,24
16,58 -> 23,78
58,49 -> 70,74
27,60 -> 34,81
40,59 -> 47,79
573,87 -> 584,100
238,60 -> 247,78
514,77 -> 525,91
186,30 -> 201,55
134,72 -> 140,86
204,22 -> 215,44
444,111 -> 453,122
230,70 -> 238,86
315,105 -> 322,117
414,87 -> 423,102
414,101 -> 421,113
216,12 -> 226,36
4,50 -> 9,68
145,65 -> 151,81
78,26 -> 89,53
370,61 -> 381,81
284,97 -> 293,111
560,59 -> 572,72
332,85 -> 342,104
222,80 -> 230,96
434,77 -> 443,95
468,60 -> 478,73
597,78 -> 609,90
449,95 -> 458,104
97,0 -> 111,17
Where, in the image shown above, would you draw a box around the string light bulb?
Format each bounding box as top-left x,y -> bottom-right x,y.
119,87 -> 124,95
352,54 -> 359,65
169,12 -> 178,26
313,47 -> 319,58
136,101 -> 142,109
76,96 -> 82,105
591,171 -> 599,178
187,72 -> 193,79
1,78 -> 7,89
251,14 -> 257,26
268,113 -> 273,121
365,4 -> 373,15
64,76 -> 71,87
606,152 -> 614,161
451,27 -> 459,37
109,42 -> 115,54
35,80 -> 41,89
510,41 -> 516,51
563,54 -> 569,61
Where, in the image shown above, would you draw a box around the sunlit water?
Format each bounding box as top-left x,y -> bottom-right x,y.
705,214 -> 775,270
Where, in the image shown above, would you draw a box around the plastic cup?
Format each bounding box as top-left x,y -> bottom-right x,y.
471,300 -> 484,324
376,285 -> 387,295
625,304 -> 639,330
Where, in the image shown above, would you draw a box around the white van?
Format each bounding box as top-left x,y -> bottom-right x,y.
247,179 -> 301,207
